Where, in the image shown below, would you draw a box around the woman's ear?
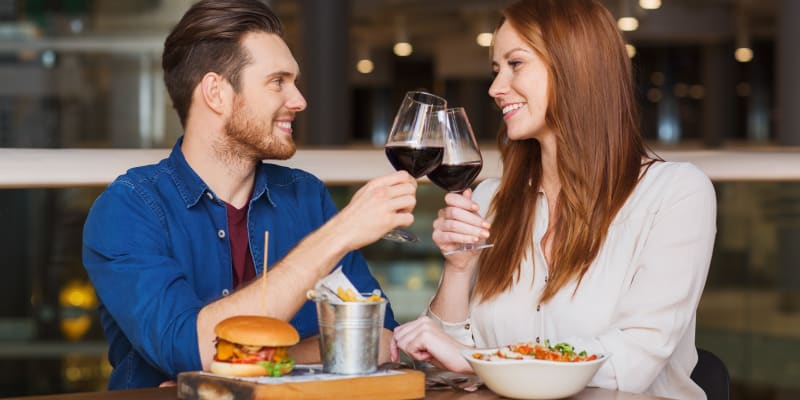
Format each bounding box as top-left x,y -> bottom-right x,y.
198,72 -> 231,115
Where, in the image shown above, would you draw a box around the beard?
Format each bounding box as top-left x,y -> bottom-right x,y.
220,96 -> 296,161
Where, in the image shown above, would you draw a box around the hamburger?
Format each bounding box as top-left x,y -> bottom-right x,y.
210,315 -> 300,377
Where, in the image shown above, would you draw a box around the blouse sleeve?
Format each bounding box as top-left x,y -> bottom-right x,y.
562,163 -> 717,393
425,307 -> 475,346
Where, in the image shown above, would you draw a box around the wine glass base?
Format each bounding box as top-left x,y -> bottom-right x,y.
382,228 -> 420,243
443,243 -> 493,256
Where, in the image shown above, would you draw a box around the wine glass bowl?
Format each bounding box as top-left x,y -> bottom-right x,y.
427,107 -> 483,193
382,91 -> 447,243
426,107 -> 493,255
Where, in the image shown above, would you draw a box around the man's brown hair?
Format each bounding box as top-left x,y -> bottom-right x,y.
162,0 -> 283,127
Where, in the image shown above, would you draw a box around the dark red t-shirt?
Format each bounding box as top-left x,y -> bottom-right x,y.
225,201 -> 256,289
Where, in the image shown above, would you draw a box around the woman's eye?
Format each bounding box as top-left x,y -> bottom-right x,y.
508,61 -> 522,69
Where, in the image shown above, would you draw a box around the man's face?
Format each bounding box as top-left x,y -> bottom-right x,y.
222,32 -> 307,161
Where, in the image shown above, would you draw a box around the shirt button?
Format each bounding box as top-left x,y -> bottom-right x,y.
464,323 -> 471,330
221,289 -> 230,296
217,229 -> 226,238
536,305 -> 541,312
206,192 -> 213,200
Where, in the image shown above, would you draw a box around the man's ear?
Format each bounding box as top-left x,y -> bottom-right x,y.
198,72 -> 231,115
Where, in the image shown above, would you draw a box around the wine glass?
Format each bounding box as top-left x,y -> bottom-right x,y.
383,91 -> 447,243
427,107 -> 493,255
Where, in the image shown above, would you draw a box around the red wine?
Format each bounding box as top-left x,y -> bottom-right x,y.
427,162 -> 483,192
385,146 -> 444,178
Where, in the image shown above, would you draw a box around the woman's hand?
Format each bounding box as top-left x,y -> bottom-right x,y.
432,189 -> 490,268
390,316 -> 472,373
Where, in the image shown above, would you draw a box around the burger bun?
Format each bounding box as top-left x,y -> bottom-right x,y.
214,315 -> 300,347
209,361 -> 269,377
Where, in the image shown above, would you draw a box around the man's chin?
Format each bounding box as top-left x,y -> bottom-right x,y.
258,146 -> 296,161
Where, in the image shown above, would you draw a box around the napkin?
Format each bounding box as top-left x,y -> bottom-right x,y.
314,266 -> 366,303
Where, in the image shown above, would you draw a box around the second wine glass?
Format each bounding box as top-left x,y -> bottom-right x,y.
427,107 -> 493,255
383,91 -> 447,243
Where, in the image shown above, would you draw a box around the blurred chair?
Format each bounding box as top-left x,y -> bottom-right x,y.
691,348 -> 730,400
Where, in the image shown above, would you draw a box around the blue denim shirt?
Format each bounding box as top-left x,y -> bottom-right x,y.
82,137 -> 397,389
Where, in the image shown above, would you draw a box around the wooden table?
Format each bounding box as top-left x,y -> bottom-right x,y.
7,386 -> 667,399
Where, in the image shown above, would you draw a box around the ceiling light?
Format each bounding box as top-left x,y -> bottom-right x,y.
735,14 -> 752,63
617,17 -> 639,32
625,44 -> 637,58
393,15 -> 413,57
735,47 -> 753,63
639,0 -> 661,10
393,42 -> 413,57
356,59 -> 374,74
476,32 -> 493,47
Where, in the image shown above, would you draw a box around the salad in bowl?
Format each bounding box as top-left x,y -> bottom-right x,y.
463,340 -> 608,399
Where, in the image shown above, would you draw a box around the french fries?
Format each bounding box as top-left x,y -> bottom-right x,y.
335,287 -> 383,302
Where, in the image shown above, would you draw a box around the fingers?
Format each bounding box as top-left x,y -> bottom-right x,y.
444,190 -> 479,213
369,170 -> 417,189
361,175 -> 417,214
390,336 -> 399,362
335,171 -> 420,249
432,207 -> 490,246
437,206 -> 490,232
392,317 -> 440,361
393,317 -> 467,371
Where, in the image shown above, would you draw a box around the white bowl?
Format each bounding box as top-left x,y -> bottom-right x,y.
462,348 -> 609,399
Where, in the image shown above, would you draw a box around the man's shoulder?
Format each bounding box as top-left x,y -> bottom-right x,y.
110,157 -> 172,187
99,158 -> 176,205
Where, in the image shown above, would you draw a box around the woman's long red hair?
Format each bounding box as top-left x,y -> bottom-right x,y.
474,0 -> 657,304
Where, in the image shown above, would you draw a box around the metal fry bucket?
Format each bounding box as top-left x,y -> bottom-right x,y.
315,296 -> 387,375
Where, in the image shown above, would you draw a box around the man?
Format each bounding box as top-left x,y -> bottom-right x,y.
82,0 -> 417,389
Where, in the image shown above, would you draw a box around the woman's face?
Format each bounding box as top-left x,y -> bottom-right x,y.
489,23 -> 552,142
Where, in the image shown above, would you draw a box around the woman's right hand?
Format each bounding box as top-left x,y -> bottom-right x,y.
432,189 -> 491,268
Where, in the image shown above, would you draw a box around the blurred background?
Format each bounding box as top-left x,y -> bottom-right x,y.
0,0 -> 798,398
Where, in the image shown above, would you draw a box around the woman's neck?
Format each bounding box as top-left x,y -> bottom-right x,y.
538,135 -> 561,202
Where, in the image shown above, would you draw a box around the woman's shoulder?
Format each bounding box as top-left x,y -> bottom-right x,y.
641,161 -> 713,194
620,161 -> 716,218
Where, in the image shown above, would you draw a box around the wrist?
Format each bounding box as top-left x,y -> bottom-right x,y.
317,215 -> 354,254
442,260 -> 477,279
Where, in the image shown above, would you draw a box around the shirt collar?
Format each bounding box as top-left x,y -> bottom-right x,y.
168,136 -> 209,208
167,136 -> 276,208
251,163 -> 275,207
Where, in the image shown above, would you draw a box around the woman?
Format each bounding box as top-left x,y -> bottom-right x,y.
391,0 -> 716,398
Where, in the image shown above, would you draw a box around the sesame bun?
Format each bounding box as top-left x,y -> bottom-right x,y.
214,316 -> 300,347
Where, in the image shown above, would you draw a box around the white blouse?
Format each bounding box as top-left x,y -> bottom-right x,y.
429,161 -> 716,400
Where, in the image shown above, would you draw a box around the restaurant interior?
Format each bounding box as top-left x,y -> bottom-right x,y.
0,0 -> 799,398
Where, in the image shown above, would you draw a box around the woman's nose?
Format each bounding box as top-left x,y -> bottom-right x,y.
488,73 -> 507,99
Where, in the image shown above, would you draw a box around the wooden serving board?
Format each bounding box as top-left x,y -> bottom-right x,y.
177,365 -> 425,400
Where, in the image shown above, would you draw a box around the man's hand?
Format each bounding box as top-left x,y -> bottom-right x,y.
331,171 -> 417,250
